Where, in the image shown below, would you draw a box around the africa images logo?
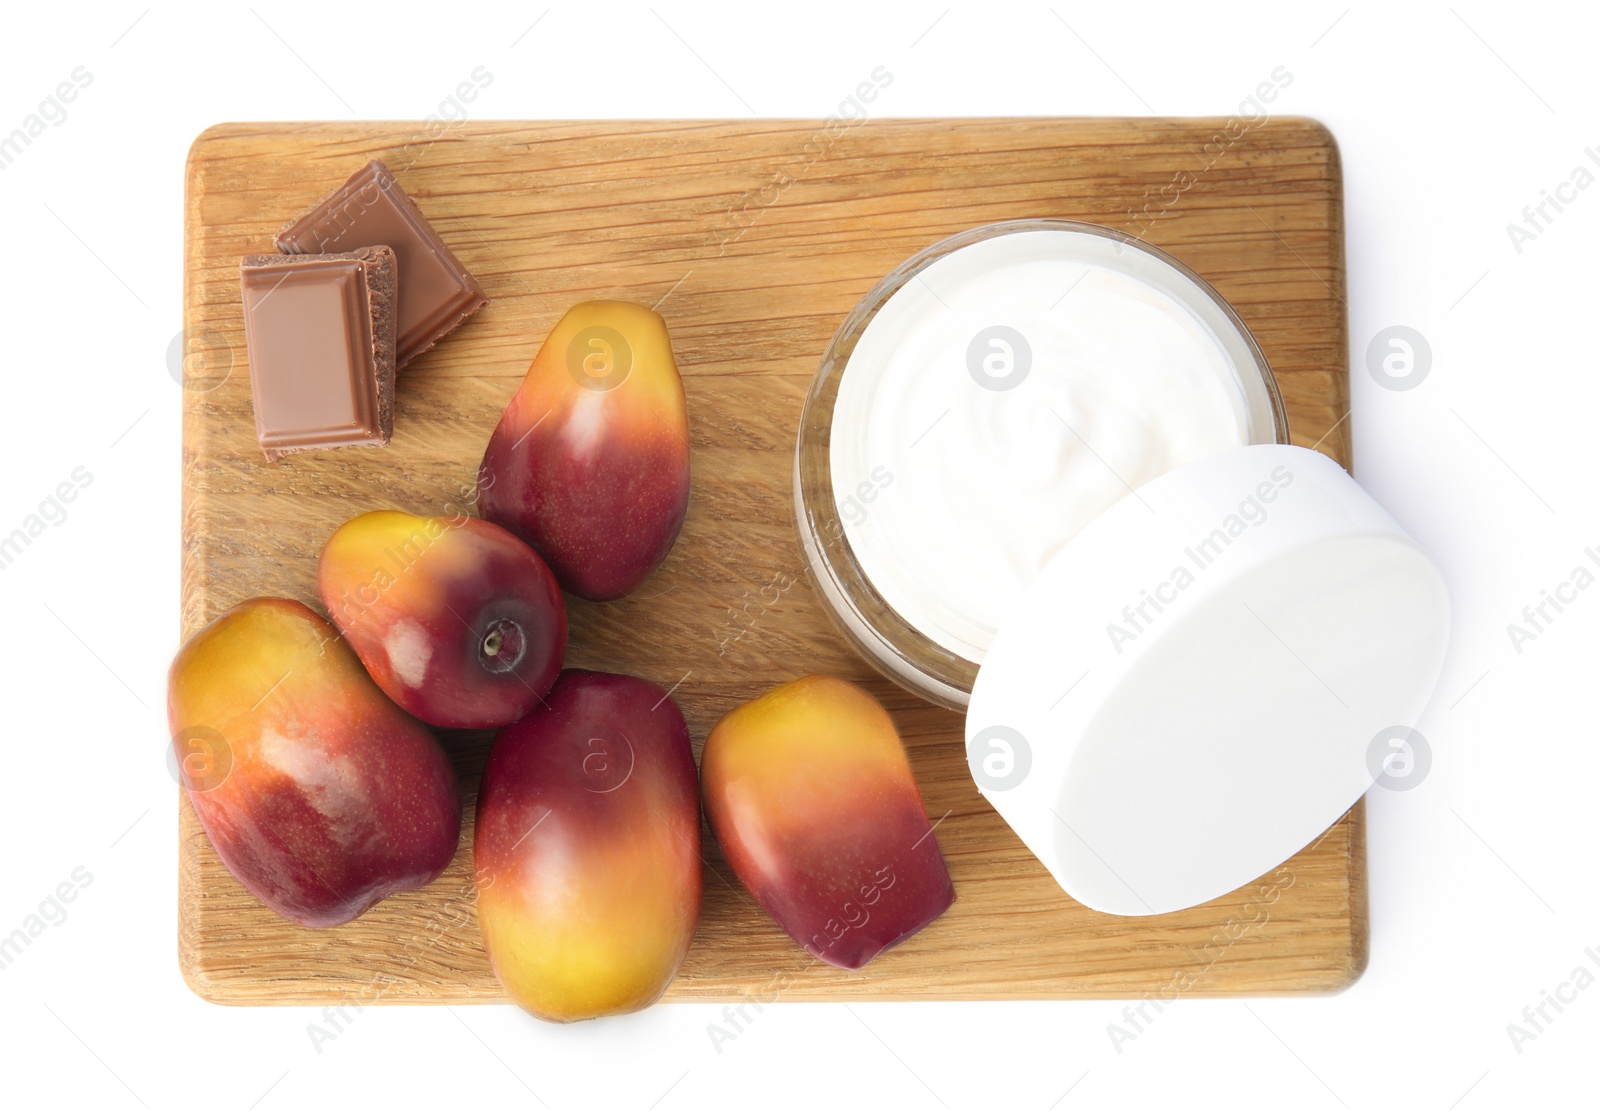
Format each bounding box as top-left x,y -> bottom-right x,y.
1105,466 -> 1294,654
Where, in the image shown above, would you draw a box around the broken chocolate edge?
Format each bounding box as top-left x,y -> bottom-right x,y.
238,247 -> 398,463
272,159 -> 489,368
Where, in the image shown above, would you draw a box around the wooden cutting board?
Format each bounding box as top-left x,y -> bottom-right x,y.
180,118 -> 1358,1004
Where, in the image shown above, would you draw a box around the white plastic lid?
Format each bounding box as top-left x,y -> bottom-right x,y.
964,444 -> 1450,915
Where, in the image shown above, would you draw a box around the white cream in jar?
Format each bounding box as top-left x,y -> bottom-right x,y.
830,226 -> 1281,664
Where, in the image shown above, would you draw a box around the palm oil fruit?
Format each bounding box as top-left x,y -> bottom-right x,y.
166,597 -> 461,928
318,510 -> 567,729
475,670 -> 702,1021
478,301 -> 690,601
701,674 -> 954,969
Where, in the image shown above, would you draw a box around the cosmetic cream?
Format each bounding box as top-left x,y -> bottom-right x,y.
798,220 -> 1285,705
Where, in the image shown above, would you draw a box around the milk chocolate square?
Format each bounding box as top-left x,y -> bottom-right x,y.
239,246 -> 397,462
275,160 -> 487,368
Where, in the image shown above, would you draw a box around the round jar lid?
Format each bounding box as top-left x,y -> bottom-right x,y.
964,444 -> 1450,915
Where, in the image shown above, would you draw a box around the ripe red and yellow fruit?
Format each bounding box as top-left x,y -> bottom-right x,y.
701,674 -> 954,969
478,301 -> 690,601
167,598 -> 461,928
475,670 -> 702,1021
318,510 -> 566,729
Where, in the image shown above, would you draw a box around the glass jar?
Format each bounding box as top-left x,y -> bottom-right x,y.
794,219 -> 1289,709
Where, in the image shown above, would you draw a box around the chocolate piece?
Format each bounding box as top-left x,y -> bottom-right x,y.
275,160 -> 488,368
239,246 -> 397,462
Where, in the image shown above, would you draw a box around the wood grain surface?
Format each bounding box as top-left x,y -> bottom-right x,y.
180,118 -> 1358,1004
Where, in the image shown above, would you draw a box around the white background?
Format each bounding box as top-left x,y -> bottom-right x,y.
0,2 -> 1593,1114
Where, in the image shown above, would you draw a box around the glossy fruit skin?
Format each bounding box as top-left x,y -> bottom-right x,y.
166,598 -> 461,928
318,510 -> 567,729
478,301 -> 690,601
702,674 -> 954,970
475,670 -> 702,1022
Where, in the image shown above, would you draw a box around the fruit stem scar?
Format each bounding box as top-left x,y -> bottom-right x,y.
478,618 -> 527,674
